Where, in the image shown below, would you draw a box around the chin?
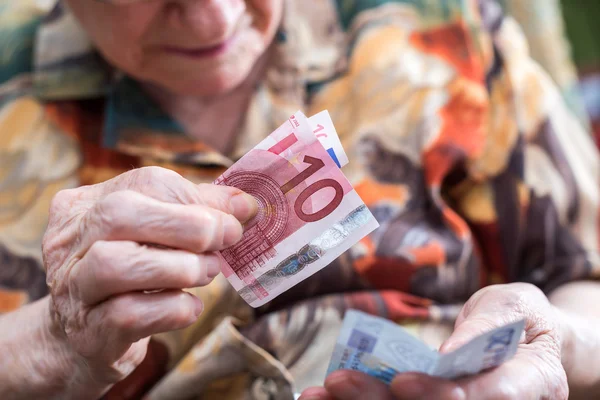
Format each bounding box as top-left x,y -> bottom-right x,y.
157,63 -> 256,97
172,78 -> 243,96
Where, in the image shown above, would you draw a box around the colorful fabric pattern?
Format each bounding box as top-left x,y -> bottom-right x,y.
499,0 -> 591,130
0,0 -> 599,398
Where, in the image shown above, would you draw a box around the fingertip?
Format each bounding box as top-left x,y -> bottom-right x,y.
324,371 -> 361,399
229,192 -> 258,223
222,214 -> 244,247
204,253 -> 222,279
325,370 -> 351,382
325,370 -> 358,388
186,292 -> 203,317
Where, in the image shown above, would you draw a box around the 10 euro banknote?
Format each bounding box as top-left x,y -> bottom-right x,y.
214,112 -> 379,307
327,310 -> 525,384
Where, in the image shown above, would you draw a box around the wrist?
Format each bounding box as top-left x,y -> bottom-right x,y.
43,297 -> 113,399
24,297 -> 85,398
0,297 -> 71,398
0,297 -> 109,400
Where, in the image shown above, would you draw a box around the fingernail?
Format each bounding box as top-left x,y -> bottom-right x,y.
392,374 -> 425,399
205,254 -> 222,278
188,293 -> 203,316
327,373 -> 361,399
222,214 -> 244,247
229,193 -> 258,223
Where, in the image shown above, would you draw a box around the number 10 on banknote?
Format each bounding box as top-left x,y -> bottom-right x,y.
214,111 -> 379,307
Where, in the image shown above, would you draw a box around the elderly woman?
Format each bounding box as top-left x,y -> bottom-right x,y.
0,0 -> 599,399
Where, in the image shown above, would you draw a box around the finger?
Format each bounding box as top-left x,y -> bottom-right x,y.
388,349 -> 567,399
80,190 -> 243,254
323,370 -> 394,400
390,373 -> 465,400
86,290 -> 202,359
439,316 -> 511,354
439,285 -> 541,353
454,351 -> 568,399
74,241 -> 222,305
299,387 -> 335,400
95,167 -> 258,222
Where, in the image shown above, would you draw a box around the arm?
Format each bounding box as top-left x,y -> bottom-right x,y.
0,296 -> 108,399
550,281 -> 600,398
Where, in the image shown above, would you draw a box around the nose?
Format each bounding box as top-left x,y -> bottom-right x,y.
163,0 -> 246,39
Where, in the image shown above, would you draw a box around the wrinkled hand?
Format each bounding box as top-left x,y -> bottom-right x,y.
42,167 -> 257,389
301,283 -> 569,400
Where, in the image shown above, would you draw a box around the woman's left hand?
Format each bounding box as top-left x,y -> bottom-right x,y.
300,283 -> 570,400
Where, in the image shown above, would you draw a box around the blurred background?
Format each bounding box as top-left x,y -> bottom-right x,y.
561,0 -> 600,146
502,0 -> 600,147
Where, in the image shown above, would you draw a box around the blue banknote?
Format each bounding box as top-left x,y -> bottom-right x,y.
327,310 -> 525,384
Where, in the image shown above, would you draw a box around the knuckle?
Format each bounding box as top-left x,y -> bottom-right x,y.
130,167 -> 194,205
134,167 -> 181,190
178,256 -> 202,287
44,189 -> 85,266
198,184 -> 238,209
86,241 -> 119,284
510,282 -> 546,303
480,284 -> 535,320
107,303 -> 137,333
100,190 -> 132,211
189,208 -> 220,249
96,191 -> 136,236
503,291 -> 530,318
49,188 -> 79,217
140,166 -> 180,180
127,248 -> 149,275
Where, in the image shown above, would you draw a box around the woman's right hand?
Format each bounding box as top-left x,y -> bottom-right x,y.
41,166 -> 257,391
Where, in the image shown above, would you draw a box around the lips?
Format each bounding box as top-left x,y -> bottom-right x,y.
162,36 -> 237,59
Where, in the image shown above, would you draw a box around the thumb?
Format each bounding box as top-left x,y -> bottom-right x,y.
439,317 -> 510,354
438,285 -> 531,353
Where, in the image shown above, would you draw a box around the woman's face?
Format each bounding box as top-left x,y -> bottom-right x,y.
66,0 -> 283,96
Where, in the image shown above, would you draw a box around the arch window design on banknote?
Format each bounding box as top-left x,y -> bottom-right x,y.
215,111 -> 378,307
